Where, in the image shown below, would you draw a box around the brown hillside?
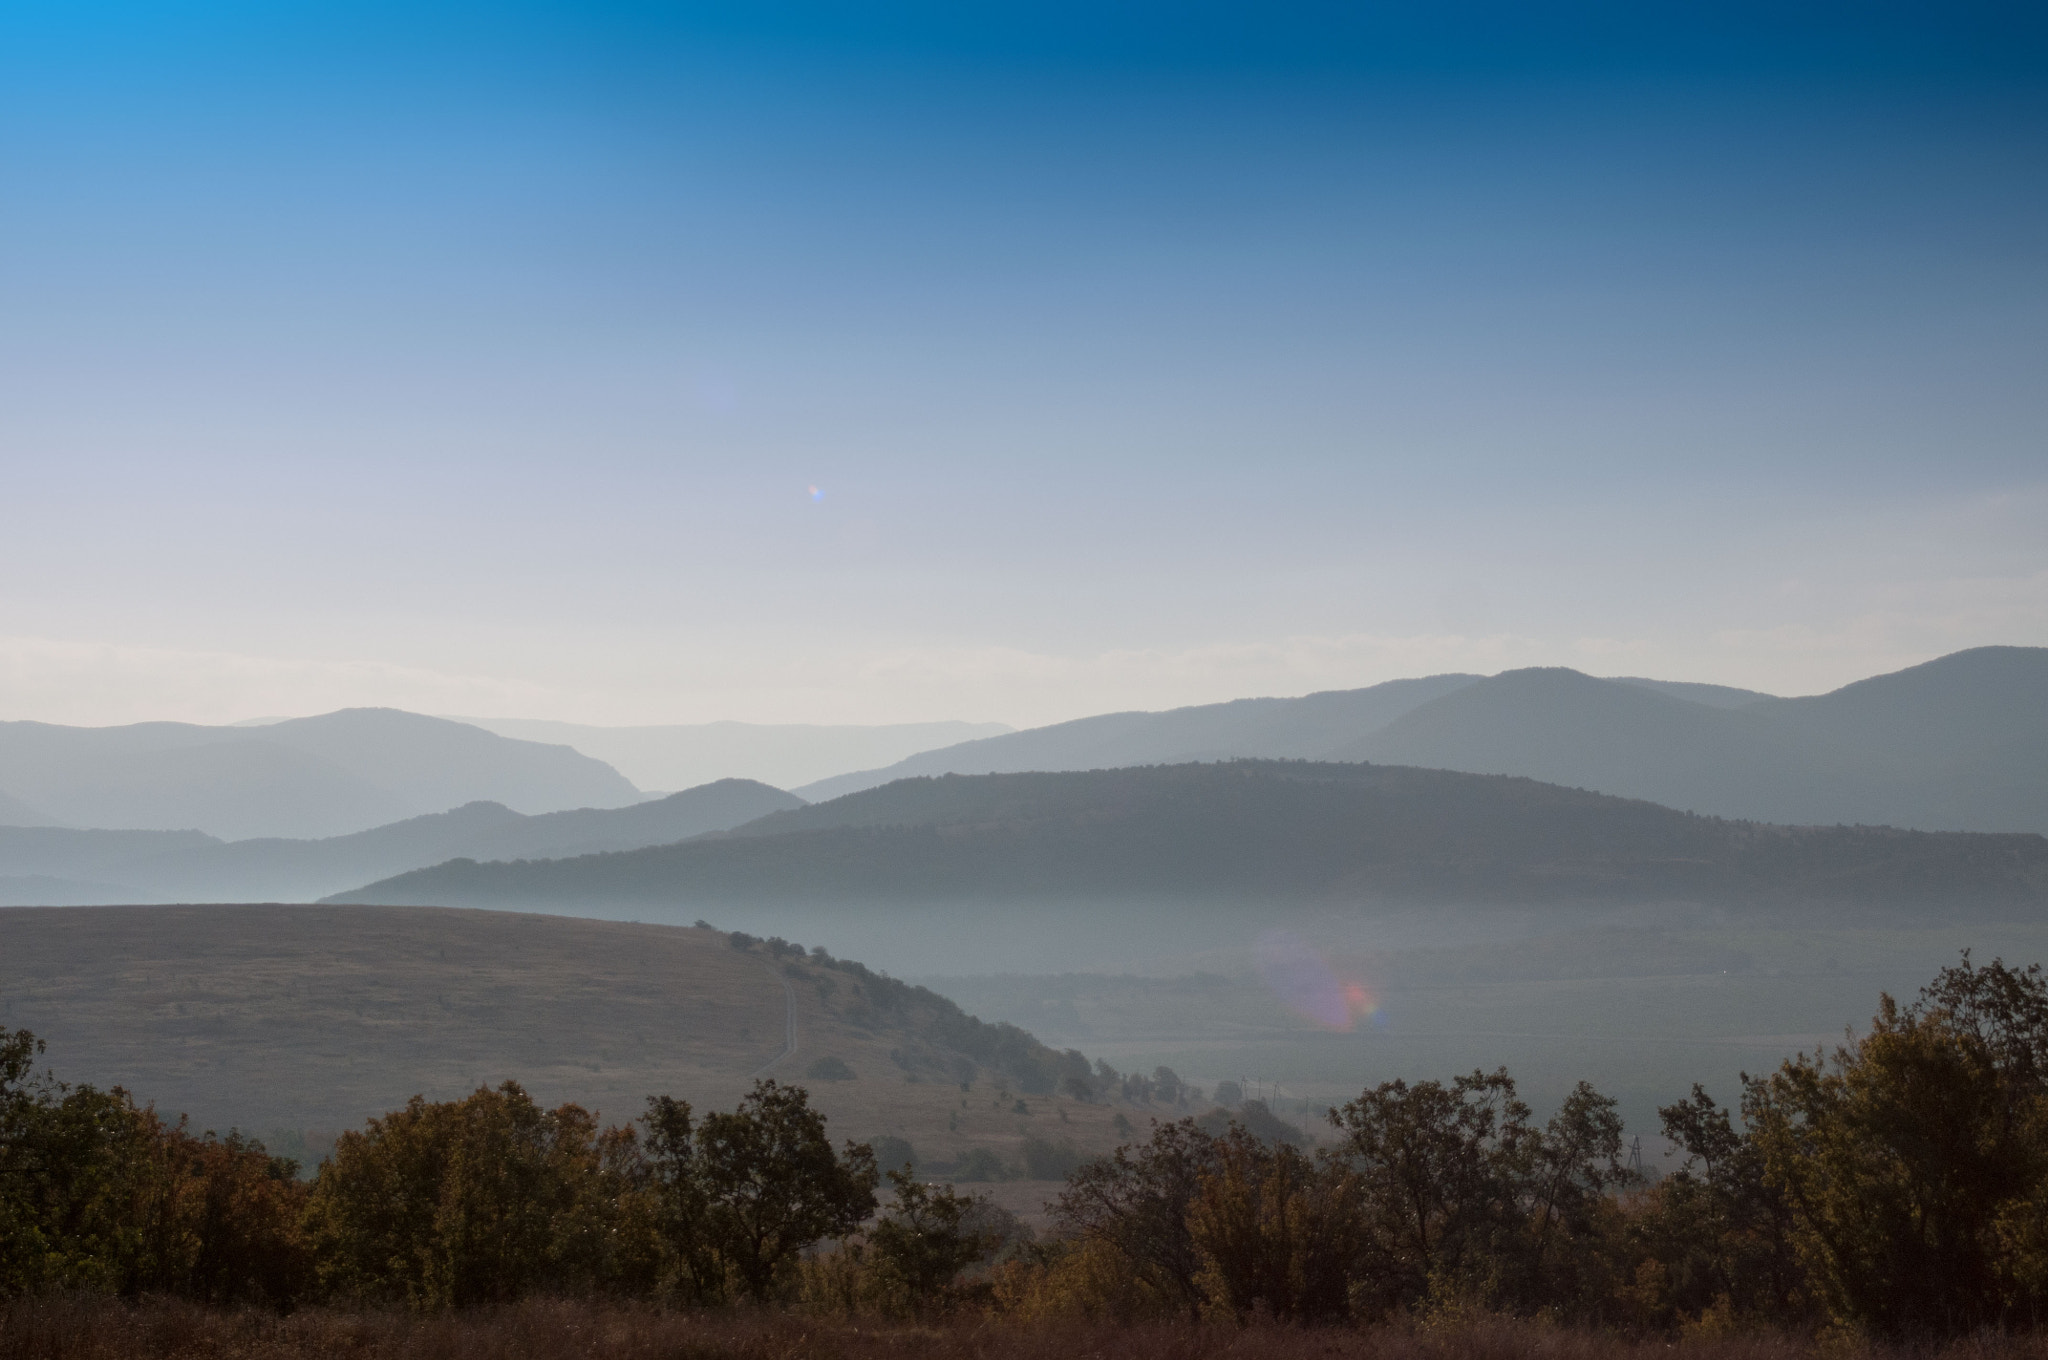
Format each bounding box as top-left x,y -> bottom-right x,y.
0,905 -> 1156,1200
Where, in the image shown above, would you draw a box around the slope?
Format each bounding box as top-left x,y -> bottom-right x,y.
793,674 -> 1480,801
0,779 -> 802,905
0,904 -> 1153,1179
0,710 -> 642,839
330,760 -> 2048,912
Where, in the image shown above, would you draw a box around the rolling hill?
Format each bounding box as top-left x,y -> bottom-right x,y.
331,760 -> 2048,913
0,779 -> 801,905
0,904 -> 1162,1192
0,709 -> 642,839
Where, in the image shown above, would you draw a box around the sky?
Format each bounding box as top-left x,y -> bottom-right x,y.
2,1 -> 2045,729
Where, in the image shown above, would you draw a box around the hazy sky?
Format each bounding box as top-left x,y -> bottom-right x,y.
3,1 -> 2045,728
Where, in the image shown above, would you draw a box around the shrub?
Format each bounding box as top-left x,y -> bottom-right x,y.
952,1148 -> 1011,1182
1021,1136 -> 1087,1180
871,1135 -> 918,1177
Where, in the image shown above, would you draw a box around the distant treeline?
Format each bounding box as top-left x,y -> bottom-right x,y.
724,930 -> 1191,1103
331,761 -> 2048,911
13,956 -> 2048,1339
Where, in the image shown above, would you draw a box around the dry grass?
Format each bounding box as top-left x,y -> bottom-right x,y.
5,1298 -> 2044,1360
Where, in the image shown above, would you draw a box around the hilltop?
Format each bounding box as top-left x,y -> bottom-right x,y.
331,759 -> 2048,912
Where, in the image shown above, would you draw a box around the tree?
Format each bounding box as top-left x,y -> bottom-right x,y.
640,1094 -> 719,1301
1054,1119 -> 1221,1319
867,1168 -> 995,1311
1627,1084 -> 1802,1330
1331,1068 -> 1534,1315
159,1126 -> 315,1306
304,1082 -> 639,1307
1,1029 -> 311,1303
1519,1081 -> 1632,1317
1743,960 -> 2048,1337
691,1080 -> 877,1300
1186,1126 -> 1362,1321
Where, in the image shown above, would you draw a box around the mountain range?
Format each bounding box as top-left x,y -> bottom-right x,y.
5,646 -> 2045,909
793,647 -> 2048,835
0,709 -> 643,839
0,779 -> 799,906
330,759 -> 2048,913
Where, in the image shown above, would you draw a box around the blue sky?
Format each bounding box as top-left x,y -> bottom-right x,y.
2,1 -> 2045,726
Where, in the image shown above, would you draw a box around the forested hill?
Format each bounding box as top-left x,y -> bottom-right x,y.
329,760 -> 2048,911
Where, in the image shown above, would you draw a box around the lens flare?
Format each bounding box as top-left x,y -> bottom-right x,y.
808,484 -> 824,502
1255,930 -> 1380,1031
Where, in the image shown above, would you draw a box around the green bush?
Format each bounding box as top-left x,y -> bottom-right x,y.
806,1056 -> 856,1081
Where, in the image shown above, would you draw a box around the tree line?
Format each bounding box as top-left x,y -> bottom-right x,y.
723,930 -> 1188,1104
10,955 -> 2048,1339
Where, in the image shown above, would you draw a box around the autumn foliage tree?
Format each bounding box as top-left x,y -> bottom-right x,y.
303,1081 -> 654,1307
0,1028 -> 310,1303
1742,955 -> 2048,1337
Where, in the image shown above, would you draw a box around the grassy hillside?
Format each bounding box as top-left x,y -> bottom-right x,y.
331,760 -> 2048,911
0,904 -> 1171,1187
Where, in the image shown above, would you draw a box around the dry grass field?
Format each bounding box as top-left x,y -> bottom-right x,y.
0,904 -> 1143,1211
0,1297 -> 2027,1360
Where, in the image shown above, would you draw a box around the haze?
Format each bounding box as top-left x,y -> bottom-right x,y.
4,1 -> 2046,730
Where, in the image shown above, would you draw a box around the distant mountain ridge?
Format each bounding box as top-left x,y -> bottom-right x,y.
0,778 -> 800,906
330,760 -> 2048,913
0,709 -> 643,840
453,717 -> 1013,794
792,647 -> 2048,835
1339,647 -> 2048,833
793,674 -> 1481,801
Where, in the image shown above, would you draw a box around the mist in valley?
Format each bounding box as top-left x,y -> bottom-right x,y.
9,650 -> 2048,1148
